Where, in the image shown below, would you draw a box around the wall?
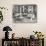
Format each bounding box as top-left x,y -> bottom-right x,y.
0,0 -> 46,46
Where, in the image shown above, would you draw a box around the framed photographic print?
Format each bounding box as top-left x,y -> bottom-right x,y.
12,4 -> 37,23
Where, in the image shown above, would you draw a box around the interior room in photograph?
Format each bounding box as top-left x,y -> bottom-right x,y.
12,4 -> 37,23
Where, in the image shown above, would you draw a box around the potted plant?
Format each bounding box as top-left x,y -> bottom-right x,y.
0,7 -> 8,23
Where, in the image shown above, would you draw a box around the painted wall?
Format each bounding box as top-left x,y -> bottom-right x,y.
0,0 -> 46,46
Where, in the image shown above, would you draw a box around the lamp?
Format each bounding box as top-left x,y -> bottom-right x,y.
3,26 -> 12,39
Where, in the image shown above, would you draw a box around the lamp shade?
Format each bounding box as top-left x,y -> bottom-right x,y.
3,26 -> 12,31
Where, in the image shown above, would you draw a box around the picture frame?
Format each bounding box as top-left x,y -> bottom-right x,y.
12,4 -> 37,23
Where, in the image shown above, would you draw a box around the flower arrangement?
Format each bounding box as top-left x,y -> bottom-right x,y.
33,31 -> 44,39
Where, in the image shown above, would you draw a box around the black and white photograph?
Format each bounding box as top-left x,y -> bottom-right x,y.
12,5 -> 37,23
